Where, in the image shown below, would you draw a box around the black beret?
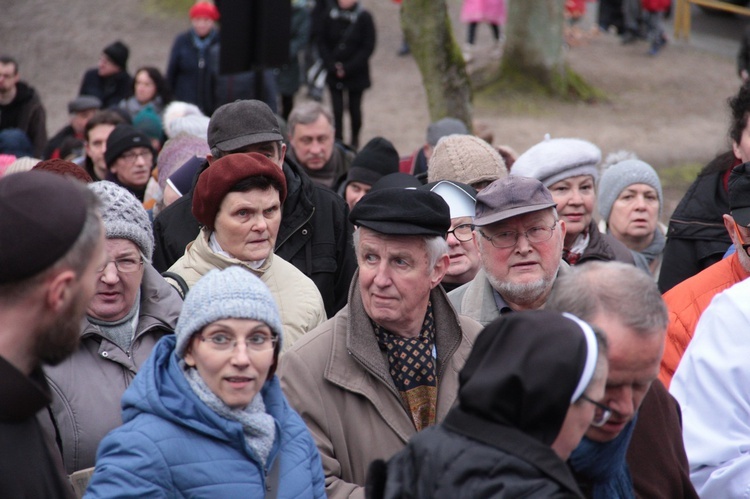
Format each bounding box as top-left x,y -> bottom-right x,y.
349,187 -> 451,237
0,171 -> 88,283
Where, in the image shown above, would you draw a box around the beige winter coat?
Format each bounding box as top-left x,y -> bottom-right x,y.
167,228 -> 326,349
279,274 -> 483,499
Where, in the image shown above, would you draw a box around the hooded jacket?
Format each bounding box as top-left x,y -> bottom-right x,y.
84,335 -> 326,498
166,228 -> 326,350
0,80 -> 48,157
41,264 -> 182,474
152,156 -> 356,317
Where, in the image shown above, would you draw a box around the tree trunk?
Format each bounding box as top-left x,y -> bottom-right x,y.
492,0 -> 602,100
400,0 -> 473,127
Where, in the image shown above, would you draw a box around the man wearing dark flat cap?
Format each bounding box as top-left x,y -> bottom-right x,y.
280,187 -> 482,499
0,171 -> 105,498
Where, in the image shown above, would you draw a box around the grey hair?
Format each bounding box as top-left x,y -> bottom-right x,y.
288,101 -> 334,136
352,228 -> 449,273
0,185 -> 102,302
545,261 -> 668,336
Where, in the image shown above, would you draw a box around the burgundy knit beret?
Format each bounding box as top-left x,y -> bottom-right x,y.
192,152 -> 287,230
0,171 -> 88,283
33,159 -> 93,184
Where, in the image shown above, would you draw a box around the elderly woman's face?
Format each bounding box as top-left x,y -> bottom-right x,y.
184,318 -> 276,409
548,175 -> 596,248
213,187 -> 282,262
607,184 -> 659,250
87,238 -> 145,322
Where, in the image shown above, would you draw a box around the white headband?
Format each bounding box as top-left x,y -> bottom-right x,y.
563,312 -> 599,402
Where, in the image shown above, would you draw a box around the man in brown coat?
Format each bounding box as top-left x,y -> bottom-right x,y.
279,187 -> 483,499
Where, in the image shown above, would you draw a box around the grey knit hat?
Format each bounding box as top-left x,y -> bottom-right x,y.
598,159 -> 663,223
426,118 -> 469,146
88,181 -> 154,260
428,134 -> 507,187
511,136 -> 601,188
174,266 -> 284,358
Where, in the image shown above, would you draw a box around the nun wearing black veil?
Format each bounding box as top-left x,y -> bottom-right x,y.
367,310 -> 610,499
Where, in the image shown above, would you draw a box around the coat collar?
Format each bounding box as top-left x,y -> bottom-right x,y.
0,357 -> 51,422
323,271 -> 467,441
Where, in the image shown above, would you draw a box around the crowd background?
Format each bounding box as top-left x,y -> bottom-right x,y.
0,0 -> 744,223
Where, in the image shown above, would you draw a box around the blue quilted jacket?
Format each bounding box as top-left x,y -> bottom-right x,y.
85,335 -> 325,498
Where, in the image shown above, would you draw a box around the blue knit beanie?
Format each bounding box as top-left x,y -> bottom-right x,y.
174,266 -> 284,358
598,159 -> 663,224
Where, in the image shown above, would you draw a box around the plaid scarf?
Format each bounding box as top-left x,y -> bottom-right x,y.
374,302 -> 438,431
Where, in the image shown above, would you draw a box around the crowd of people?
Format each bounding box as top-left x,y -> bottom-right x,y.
4,1 -> 750,498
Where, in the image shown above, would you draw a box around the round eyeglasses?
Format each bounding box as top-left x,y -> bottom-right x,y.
198,332 -> 278,353
446,223 -> 474,242
477,223 -> 557,249
580,394 -> 613,427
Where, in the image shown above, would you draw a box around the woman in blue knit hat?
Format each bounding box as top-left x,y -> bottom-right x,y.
85,266 -> 326,498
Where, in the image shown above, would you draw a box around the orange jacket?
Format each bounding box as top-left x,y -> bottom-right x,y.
660,252 -> 749,387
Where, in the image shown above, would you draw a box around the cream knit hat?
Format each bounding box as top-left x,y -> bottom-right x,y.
427,135 -> 507,188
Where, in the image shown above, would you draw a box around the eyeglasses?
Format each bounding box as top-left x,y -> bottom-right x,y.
580,394 -> 613,427
446,223 -> 474,242
119,149 -> 153,165
96,257 -> 144,273
476,223 -> 556,249
198,332 -> 278,353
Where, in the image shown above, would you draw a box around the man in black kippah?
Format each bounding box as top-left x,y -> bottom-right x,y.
280,187 -> 483,498
0,170 -> 105,498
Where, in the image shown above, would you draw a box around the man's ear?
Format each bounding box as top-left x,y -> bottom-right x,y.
206,153 -> 215,165
724,214 -> 740,245
430,253 -> 450,289
45,269 -> 76,313
278,143 -> 287,166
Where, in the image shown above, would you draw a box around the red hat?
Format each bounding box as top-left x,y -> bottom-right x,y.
192,153 -> 287,230
189,2 -> 220,21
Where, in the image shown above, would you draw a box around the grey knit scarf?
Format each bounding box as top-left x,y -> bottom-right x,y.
180,360 -> 276,467
87,290 -> 140,352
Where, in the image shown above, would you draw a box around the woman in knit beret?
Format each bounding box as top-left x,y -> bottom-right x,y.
511,136 -> 635,266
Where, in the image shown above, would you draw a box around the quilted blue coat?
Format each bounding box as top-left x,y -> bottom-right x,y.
85,335 -> 325,498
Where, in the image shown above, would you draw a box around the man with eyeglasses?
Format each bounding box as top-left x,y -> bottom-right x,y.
40,181 -> 183,477
660,162 -> 750,387
104,123 -> 159,211
449,175 -> 568,324
546,261 -> 697,499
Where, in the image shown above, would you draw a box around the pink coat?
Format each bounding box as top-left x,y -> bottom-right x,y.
460,0 -> 506,25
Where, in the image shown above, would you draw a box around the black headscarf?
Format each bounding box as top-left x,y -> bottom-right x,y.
452,310 -> 595,445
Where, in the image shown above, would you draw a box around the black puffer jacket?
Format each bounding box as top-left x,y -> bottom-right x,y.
370,423 -> 582,499
152,157 -> 356,317
658,152 -> 736,293
318,4 -> 376,92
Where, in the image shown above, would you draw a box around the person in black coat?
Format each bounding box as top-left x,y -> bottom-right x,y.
367,310 -> 609,499
78,41 -> 133,109
152,99 -> 356,318
318,0 -> 376,150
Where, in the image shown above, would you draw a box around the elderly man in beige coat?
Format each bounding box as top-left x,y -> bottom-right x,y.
279,187 -> 483,499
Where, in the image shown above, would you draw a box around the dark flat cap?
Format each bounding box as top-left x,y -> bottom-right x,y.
208,100 -> 283,152
349,187 -> 450,237
68,95 -> 102,114
0,171 -> 88,283
192,152 -> 287,230
730,161 -> 750,227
